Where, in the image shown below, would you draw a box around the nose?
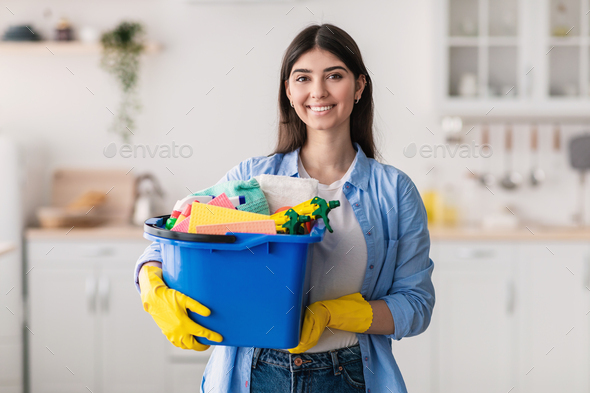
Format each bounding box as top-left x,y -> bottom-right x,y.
310,78 -> 328,100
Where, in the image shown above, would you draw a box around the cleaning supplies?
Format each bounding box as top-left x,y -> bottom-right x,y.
254,174 -> 318,214
192,220 -> 277,235
288,197 -> 341,233
165,194 -> 246,229
206,192 -> 235,209
143,215 -> 326,348
171,203 -> 193,230
187,202 -> 271,233
165,200 -> 183,229
161,177 -> 340,236
190,178 -> 270,215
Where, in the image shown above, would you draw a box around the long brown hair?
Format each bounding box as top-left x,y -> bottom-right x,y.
271,23 -> 381,161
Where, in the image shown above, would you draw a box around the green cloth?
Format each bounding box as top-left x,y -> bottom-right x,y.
191,178 -> 270,215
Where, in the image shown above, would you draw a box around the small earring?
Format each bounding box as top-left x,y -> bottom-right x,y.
355,98 -> 360,104
291,101 -> 294,107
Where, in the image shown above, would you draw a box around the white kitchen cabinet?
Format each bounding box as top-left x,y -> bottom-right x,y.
99,263 -> 168,393
28,261 -> 96,392
394,239 -> 590,393
391,244 -> 438,393
516,242 -> 590,393
26,239 -> 168,393
26,233 -> 590,393
434,241 -> 519,393
0,250 -> 24,391
437,0 -> 590,119
391,241 -> 520,393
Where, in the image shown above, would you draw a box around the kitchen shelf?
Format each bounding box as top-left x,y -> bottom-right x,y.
440,99 -> 590,123
0,41 -> 162,55
437,0 -> 590,120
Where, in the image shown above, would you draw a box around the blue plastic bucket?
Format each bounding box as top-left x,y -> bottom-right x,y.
143,215 -> 325,349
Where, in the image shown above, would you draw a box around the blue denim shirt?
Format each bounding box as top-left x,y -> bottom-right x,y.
134,142 -> 435,393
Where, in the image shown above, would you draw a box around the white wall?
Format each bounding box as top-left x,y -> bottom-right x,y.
0,0 -> 586,228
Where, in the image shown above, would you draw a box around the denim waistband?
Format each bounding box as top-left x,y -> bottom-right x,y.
251,343 -> 362,376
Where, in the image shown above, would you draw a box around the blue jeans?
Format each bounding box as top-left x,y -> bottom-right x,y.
250,343 -> 366,392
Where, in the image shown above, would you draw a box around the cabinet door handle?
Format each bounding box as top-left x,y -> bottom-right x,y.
85,276 -> 97,314
506,280 -> 515,315
99,276 -> 110,313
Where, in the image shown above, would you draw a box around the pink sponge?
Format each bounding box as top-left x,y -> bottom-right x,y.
193,220 -> 276,235
207,192 -> 235,210
170,216 -> 191,233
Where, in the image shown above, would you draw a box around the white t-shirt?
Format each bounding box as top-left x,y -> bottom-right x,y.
297,154 -> 368,353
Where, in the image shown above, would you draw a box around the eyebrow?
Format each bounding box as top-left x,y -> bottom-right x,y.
291,66 -> 348,76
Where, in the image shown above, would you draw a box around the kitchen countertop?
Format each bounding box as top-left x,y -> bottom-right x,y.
25,224 -> 590,241
26,225 -> 145,240
429,224 -> 590,241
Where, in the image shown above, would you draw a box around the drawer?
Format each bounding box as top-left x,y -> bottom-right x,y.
26,239 -> 152,262
432,241 -> 515,264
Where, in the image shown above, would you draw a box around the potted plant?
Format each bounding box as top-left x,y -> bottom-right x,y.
100,21 -> 146,143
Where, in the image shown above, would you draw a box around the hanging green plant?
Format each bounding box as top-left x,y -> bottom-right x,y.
100,21 -> 146,143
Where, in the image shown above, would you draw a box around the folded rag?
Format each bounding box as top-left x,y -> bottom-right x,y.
191,178 -> 270,215
254,174 -> 318,214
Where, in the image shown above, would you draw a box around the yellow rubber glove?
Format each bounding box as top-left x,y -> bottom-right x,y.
139,265 -> 223,351
288,292 -> 373,354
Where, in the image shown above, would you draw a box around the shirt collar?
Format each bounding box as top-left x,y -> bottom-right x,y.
277,141 -> 370,191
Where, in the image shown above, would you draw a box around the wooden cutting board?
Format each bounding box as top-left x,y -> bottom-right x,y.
51,168 -> 137,225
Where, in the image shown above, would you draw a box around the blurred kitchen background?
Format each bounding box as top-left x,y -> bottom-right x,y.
2,0 -> 590,392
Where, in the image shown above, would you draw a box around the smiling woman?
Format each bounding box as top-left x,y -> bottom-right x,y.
217,23 -> 432,393
134,22 -> 435,393
275,25 -> 377,166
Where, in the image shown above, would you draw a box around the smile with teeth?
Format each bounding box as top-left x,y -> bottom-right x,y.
307,105 -> 335,112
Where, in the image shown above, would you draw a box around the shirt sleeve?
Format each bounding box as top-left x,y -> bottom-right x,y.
133,241 -> 163,294
134,158 -> 252,294
215,158 -> 251,184
379,173 -> 436,341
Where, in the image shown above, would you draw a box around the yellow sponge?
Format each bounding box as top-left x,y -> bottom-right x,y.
187,201 -> 271,234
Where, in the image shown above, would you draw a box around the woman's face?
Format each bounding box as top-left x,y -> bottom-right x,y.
285,48 -> 365,135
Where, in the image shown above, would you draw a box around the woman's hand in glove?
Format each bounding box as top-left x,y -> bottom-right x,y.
288,292 -> 373,354
139,265 -> 222,351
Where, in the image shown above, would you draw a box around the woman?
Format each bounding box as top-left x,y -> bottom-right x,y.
135,23 -> 435,393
